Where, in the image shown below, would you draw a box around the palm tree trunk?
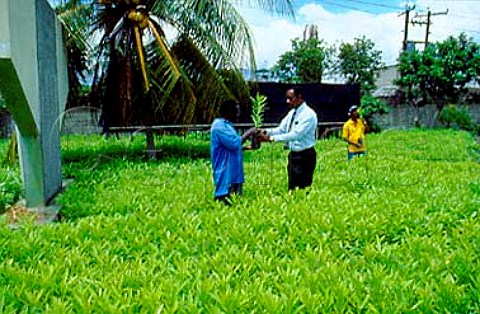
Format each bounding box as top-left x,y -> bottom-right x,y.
145,129 -> 156,159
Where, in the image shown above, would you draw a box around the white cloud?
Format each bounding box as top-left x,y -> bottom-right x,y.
238,1 -> 480,68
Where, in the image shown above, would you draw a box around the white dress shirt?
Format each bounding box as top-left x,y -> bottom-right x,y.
266,102 -> 318,152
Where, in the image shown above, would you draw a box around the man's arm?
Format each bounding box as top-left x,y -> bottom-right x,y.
241,127 -> 257,144
263,112 -> 290,136
214,124 -> 242,151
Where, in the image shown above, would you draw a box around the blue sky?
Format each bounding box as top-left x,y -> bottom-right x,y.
294,0 -> 407,14
47,0 -> 479,71
237,0 -> 480,68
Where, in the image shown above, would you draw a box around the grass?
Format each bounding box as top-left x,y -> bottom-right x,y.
0,129 -> 479,313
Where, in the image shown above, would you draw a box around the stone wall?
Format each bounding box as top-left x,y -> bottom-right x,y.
0,107 -> 102,138
61,107 -> 102,135
373,104 -> 480,129
5,104 -> 479,138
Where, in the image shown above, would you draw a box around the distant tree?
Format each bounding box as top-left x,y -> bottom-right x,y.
395,33 -> 480,117
272,24 -> 333,83
337,36 -> 384,96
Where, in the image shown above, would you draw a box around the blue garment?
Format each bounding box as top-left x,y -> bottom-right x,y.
210,118 -> 244,197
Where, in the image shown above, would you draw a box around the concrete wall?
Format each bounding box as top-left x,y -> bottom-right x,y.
61,107 -> 102,135
376,64 -> 399,88
373,104 -> 480,129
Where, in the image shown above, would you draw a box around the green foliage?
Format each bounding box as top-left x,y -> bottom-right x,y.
337,36 -> 384,96
0,138 -> 21,213
250,93 -> 267,128
0,94 -> 5,109
359,95 -> 389,132
395,33 -> 480,109
0,167 -> 22,214
438,105 -> 474,131
1,130 -> 480,312
0,139 -> 22,213
273,38 -> 333,83
360,94 -> 389,117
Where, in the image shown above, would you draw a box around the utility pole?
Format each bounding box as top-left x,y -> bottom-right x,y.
411,8 -> 449,49
398,4 -> 415,52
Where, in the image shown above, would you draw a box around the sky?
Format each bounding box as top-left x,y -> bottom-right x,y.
235,0 -> 480,68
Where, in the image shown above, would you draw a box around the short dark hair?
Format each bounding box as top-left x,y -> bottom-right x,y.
290,86 -> 304,99
219,99 -> 239,117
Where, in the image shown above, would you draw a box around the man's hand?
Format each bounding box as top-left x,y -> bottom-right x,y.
362,118 -> 370,132
257,132 -> 272,143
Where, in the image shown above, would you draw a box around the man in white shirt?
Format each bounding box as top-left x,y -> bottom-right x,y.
258,87 -> 318,190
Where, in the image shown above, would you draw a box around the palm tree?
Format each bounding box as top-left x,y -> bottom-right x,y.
56,0 -> 295,130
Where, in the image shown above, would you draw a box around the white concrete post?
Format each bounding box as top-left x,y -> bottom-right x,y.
0,0 -> 68,207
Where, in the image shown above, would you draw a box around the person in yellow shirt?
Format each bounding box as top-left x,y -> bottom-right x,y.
343,105 -> 369,160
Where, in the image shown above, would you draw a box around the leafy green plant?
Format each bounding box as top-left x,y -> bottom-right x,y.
360,94 -> 389,118
438,105 -> 474,131
0,167 -> 22,214
359,94 -> 389,132
250,92 -> 267,128
0,130 -> 479,312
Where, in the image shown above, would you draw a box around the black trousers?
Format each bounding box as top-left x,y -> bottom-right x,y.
287,147 -> 316,190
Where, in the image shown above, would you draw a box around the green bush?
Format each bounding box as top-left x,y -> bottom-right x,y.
0,139 -> 22,213
360,94 -> 390,117
0,167 -> 22,213
438,105 -> 474,131
359,95 -> 390,132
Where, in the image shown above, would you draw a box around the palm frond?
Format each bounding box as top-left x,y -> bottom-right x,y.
56,0 -> 295,127
170,36 -> 239,123
170,0 -> 257,69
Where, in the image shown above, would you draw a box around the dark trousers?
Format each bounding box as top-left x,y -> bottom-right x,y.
287,147 -> 316,190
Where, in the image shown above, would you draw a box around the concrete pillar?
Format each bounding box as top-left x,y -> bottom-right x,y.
0,0 -> 68,207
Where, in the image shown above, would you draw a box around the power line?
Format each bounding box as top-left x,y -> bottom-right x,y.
319,0 -> 378,14
342,0 -> 404,10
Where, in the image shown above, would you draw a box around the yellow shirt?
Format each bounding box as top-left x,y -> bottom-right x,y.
343,118 -> 367,153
